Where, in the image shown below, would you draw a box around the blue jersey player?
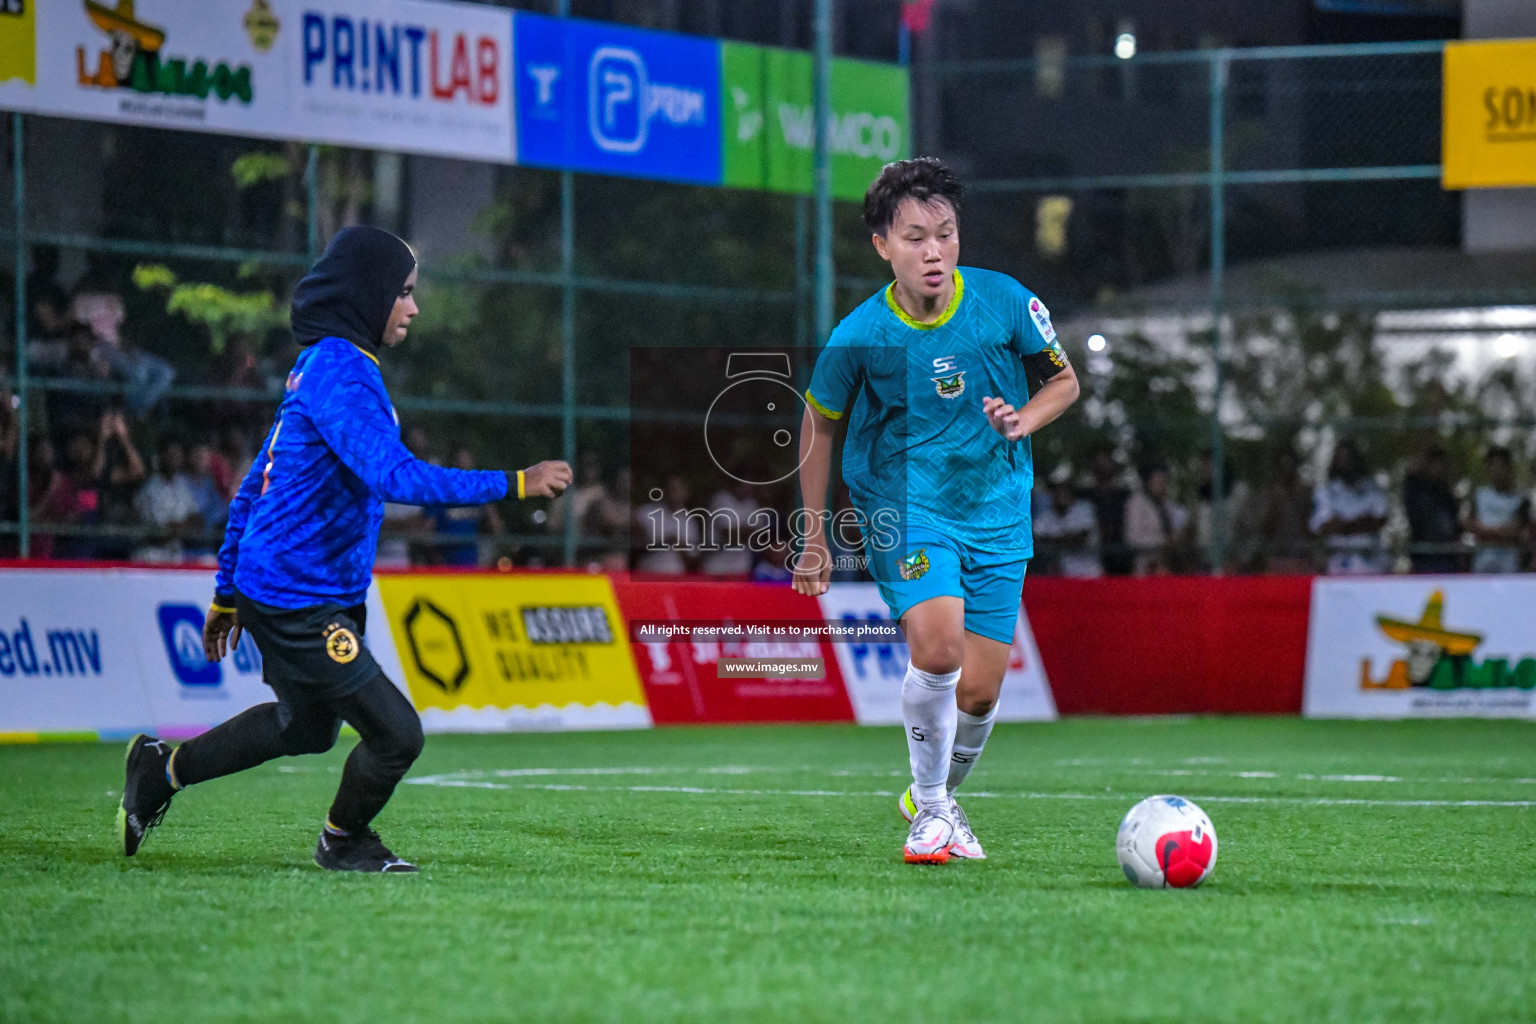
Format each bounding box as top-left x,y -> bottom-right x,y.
117,226 -> 572,872
796,159 -> 1079,864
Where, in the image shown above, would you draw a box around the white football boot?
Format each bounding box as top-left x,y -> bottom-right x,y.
946,797 -> 986,860
900,785 -> 984,860
903,802 -> 956,864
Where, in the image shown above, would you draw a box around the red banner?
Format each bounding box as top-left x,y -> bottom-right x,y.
611,579 -> 855,725
1023,576 -> 1312,715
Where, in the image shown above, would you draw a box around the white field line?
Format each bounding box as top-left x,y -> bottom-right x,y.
1127,769 -> 1536,785
408,764 -> 1536,787
404,773 -> 1536,808
1054,757 -> 1536,784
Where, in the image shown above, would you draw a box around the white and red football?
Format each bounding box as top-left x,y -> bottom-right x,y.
1116,795 -> 1218,889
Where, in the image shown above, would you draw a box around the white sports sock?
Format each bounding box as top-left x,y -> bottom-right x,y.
903,663 -> 960,807
947,703 -> 999,793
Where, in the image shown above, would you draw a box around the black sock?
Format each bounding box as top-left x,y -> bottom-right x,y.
325,675 -> 424,833
173,702 -> 340,788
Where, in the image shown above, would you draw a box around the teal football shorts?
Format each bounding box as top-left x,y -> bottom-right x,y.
863,524 -> 1028,645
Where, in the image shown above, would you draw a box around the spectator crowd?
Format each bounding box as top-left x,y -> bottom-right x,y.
5,248 -> 1533,578
1029,440 -> 1535,578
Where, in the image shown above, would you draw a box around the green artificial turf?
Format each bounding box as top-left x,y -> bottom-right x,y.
3,718 -> 1534,1023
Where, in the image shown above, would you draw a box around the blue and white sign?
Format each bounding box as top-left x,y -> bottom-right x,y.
514,12 -> 721,184
293,0 -> 516,163
158,604 -> 222,687
0,569 -> 406,739
816,583 -> 1056,725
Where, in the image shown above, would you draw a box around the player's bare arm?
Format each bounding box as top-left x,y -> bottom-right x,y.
982,361 -> 1080,442
793,403 -> 842,597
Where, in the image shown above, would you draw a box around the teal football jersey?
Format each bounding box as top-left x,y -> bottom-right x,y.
805,267 -> 1066,558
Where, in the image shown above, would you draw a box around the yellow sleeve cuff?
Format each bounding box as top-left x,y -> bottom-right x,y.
805,390 -> 843,421
209,602 -> 236,615
516,470 -> 526,500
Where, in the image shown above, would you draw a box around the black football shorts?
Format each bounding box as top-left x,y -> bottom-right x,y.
232,592 -> 381,704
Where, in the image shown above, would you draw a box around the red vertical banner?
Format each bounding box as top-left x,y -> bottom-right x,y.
611,580 -> 854,725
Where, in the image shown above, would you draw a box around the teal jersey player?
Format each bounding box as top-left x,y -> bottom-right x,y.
805,264 -> 1065,562
796,158 -> 1080,866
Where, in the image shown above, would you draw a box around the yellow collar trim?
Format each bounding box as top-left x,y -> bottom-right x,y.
885,270 -> 964,331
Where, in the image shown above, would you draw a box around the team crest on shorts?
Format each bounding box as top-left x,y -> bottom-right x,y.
898,548 -> 931,581
323,622 -> 359,664
931,371 -> 966,399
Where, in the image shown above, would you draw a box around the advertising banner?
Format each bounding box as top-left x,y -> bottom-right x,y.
816,583 -> 1055,725
287,0 -> 515,162
0,0 -> 515,163
1304,578 -> 1536,719
513,11 -> 721,184
1024,576 -> 1311,715
0,568 -> 274,739
612,580 -> 854,725
373,572 -> 650,732
1442,39 -> 1536,190
720,42 -> 908,200
0,5 -> 907,187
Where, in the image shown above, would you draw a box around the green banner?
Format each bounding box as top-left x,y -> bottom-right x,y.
721,43 -> 909,200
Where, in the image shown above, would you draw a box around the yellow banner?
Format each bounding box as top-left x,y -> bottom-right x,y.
1443,39 -> 1536,189
375,574 -> 646,715
0,2 -> 35,85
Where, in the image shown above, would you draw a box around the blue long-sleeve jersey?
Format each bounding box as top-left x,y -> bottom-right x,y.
214,337 -> 508,609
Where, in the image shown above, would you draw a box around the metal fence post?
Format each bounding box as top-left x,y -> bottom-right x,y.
1208,51 -> 1228,574
12,113 -> 27,557
812,0 -> 834,345
794,195 -> 808,351
305,144 -> 319,259
559,0 -> 578,568
560,169 -> 578,567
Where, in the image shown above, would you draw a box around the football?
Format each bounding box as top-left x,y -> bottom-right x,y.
1116,795 -> 1218,889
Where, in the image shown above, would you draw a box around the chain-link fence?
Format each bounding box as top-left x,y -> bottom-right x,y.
4,29 -> 1534,578
0,116 -> 851,569
935,40 -> 1536,576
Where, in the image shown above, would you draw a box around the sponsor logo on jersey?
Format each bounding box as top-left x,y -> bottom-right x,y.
897,549 -> 931,581
930,371 -> 966,399
1028,296 -> 1057,344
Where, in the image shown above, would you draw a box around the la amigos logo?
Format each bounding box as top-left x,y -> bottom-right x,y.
75,0 -> 256,104
1360,589 -> 1536,692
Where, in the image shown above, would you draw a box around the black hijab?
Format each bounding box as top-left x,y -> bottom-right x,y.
289,226 -> 417,355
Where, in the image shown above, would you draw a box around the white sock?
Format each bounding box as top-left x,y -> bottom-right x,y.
947,703 -> 999,793
903,663 -> 959,807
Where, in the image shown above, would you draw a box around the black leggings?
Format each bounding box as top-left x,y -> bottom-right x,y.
172,673 -> 424,833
